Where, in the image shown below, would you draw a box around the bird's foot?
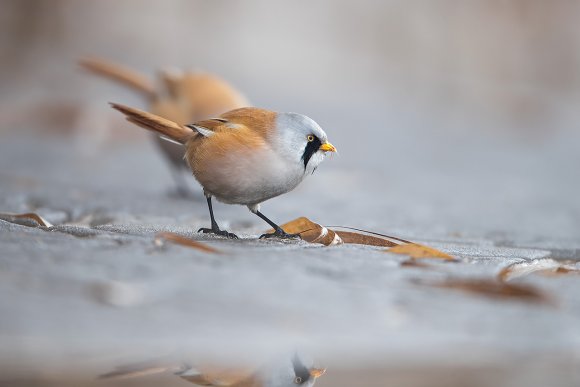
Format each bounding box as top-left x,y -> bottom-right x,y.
259,228 -> 301,240
198,227 -> 238,239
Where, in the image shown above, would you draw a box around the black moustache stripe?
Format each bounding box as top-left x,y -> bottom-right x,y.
302,137 -> 322,169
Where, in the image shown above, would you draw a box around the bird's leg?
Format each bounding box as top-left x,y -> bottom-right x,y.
255,211 -> 301,239
198,196 -> 238,239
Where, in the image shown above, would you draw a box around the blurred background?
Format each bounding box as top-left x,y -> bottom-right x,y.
1,1 -> 580,386
2,0 -> 580,238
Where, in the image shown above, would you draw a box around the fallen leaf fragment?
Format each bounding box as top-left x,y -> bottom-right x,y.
333,231 -> 398,247
498,259 -> 580,282
278,217 -> 342,246
388,243 -> 455,260
155,232 -> 221,254
279,216 -> 320,236
0,212 -> 53,227
275,218 -> 450,256
423,278 -> 550,304
329,226 -> 411,246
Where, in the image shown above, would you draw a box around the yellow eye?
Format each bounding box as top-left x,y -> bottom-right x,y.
307,135 -> 315,142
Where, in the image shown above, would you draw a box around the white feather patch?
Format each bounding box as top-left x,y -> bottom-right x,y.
187,124 -> 214,137
159,135 -> 183,145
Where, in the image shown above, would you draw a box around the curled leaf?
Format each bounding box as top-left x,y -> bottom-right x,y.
279,216 -> 319,235
333,231 -> 398,247
155,232 -> 221,254
275,218 -> 451,259
388,243 -> 454,260
278,217 -> 342,246
0,212 -> 53,227
498,259 -> 580,282
421,278 -> 550,304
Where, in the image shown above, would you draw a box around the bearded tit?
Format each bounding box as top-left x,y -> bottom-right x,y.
110,103 -> 336,239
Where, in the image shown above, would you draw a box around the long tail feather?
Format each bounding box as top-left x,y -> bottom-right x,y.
110,103 -> 195,144
79,57 -> 157,99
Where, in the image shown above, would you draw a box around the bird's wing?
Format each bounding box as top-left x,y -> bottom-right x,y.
185,108 -> 277,140
186,117 -> 242,137
218,108 -> 276,139
79,57 -> 157,100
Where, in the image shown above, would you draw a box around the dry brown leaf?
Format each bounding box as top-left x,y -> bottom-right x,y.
278,216 -> 320,235
388,243 -> 455,260
155,232 -> 221,254
274,217 -> 454,261
275,218 -> 451,257
498,259 -> 580,282
329,226 -> 411,245
0,212 -> 53,227
278,217 -> 342,246
334,231 -> 398,247
314,228 -> 342,246
424,278 -> 550,304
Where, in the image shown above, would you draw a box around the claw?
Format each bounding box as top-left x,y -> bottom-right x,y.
259,228 -> 301,240
198,227 -> 238,239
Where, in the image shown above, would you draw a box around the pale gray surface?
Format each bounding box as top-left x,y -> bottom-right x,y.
1,131 -> 579,386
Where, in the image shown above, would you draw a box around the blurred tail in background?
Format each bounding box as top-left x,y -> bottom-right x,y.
79,57 -> 157,100
79,57 -> 248,197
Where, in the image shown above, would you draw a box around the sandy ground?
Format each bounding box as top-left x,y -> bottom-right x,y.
1,126 -> 579,387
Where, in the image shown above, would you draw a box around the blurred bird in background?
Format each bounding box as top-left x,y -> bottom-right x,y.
80,57 -> 248,196
99,354 -> 326,387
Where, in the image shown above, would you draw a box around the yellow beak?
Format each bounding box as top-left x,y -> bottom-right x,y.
319,142 -> 337,153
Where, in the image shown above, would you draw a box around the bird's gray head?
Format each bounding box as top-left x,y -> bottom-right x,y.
264,355 -> 326,387
274,112 -> 336,174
